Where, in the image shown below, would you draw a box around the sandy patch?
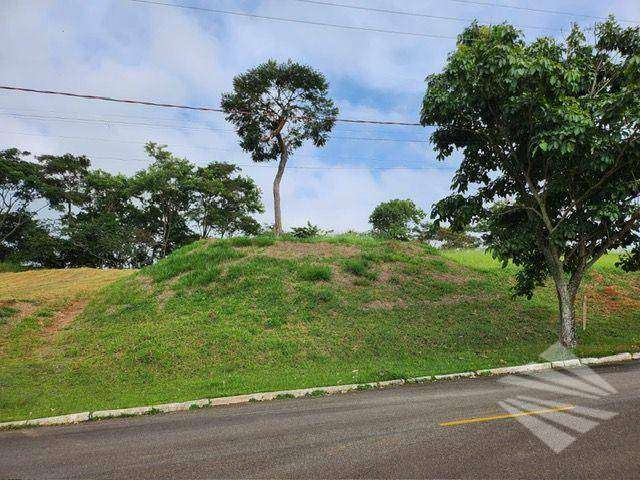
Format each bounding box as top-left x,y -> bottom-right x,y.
41,300 -> 87,338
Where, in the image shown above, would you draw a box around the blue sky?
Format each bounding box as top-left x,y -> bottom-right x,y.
1,0 -> 639,231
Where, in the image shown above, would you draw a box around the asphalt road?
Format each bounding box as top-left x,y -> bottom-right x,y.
2,362 -> 639,479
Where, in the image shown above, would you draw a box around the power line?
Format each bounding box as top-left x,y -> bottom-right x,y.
0,130 -> 439,163
445,0 -> 639,24
287,0 -> 562,32
0,85 -> 423,126
1,111 -> 429,143
0,107 -> 424,136
129,0 -> 639,36
127,0 -> 460,40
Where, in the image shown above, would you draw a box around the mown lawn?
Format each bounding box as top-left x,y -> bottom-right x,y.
1,236 -> 639,422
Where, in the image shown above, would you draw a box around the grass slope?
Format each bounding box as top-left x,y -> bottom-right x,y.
1,235 -> 639,421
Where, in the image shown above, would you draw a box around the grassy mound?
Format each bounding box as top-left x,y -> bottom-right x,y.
1,235 -> 639,421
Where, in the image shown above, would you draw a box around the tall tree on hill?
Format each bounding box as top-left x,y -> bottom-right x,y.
422,19 -> 640,347
221,59 -> 338,235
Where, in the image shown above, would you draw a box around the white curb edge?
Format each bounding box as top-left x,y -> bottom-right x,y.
1,351 -> 637,430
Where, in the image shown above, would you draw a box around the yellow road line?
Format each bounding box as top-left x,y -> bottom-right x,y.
440,405 -> 575,427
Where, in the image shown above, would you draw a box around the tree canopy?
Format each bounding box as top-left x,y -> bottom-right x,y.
221,59 -> 338,235
0,144 -> 264,268
422,18 -> 640,347
369,199 -> 425,240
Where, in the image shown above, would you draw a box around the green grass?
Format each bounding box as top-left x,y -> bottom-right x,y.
0,262 -> 26,273
342,257 -> 378,280
1,236 -> 639,422
298,264 -> 332,282
0,305 -> 19,325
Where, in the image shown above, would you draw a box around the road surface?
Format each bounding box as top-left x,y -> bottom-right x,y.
1,362 -> 639,478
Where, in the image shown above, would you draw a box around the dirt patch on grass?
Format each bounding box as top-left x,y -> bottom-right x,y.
376,262 -> 409,284
591,284 -> 640,313
0,300 -> 39,320
136,274 -> 154,292
264,242 -> 360,260
387,241 -> 427,256
157,289 -> 175,308
329,264 -> 356,286
429,271 -> 477,285
41,300 -> 88,338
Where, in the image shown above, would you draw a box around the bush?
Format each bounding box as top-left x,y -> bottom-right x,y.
291,221 -> 331,239
298,264 -> 332,281
369,199 -> 425,240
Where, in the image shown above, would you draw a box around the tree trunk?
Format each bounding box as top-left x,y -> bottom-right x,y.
162,214 -> 171,258
537,235 -> 580,349
555,282 -> 577,348
273,135 -> 288,236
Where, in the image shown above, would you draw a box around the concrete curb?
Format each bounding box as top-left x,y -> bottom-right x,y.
1,351 -> 636,430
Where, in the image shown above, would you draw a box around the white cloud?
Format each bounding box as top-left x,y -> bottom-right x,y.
0,0 -> 636,231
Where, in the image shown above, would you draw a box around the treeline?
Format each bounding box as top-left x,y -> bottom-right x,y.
1,143 -> 263,268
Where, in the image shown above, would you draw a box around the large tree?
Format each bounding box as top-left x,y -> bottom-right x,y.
221,59 -> 338,235
422,19 -> 640,347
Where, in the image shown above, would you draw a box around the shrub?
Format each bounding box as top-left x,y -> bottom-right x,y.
291,221 -> 331,239
298,264 -> 332,282
369,199 -> 425,240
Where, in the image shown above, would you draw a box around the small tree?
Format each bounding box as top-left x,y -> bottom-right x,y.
291,221 -> 331,238
422,19 -> 640,347
221,59 -> 338,235
369,199 -> 425,240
